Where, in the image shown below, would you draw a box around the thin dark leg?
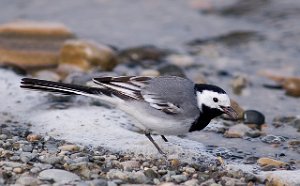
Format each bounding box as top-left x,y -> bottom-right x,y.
145,133 -> 166,155
161,135 -> 168,142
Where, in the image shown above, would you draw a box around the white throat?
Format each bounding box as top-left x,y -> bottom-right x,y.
196,90 -> 230,111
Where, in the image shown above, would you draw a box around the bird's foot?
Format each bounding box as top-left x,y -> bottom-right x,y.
145,133 -> 167,157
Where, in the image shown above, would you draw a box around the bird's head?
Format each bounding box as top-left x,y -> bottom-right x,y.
195,84 -> 237,119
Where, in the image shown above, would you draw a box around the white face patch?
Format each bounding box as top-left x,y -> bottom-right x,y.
196,90 -> 231,111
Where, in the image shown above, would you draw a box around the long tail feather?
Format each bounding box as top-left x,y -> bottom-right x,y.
20,78 -> 111,97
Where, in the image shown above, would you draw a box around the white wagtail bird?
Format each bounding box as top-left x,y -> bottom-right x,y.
20,76 -> 237,154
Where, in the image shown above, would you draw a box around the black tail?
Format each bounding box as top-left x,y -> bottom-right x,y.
20,78 -> 110,96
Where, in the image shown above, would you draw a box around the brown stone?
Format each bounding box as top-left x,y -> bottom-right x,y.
170,159 -> 181,168
282,78 -> 300,97
228,99 -> 244,120
0,49 -> 59,70
257,157 -> 286,167
260,71 -> 300,97
224,124 -> 251,138
58,40 -> 118,73
26,134 -> 41,142
13,167 -> 23,174
58,144 -> 80,152
0,20 -> 74,70
288,140 -> 300,149
0,20 -> 73,37
231,75 -> 248,95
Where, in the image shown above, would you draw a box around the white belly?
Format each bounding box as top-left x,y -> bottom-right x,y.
118,102 -> 192,135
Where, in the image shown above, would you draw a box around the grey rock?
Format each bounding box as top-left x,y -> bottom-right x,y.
243,110 -> 265,125
38,169 -> 80,184
264,170 -> 300,186
171,175 -> 188,183
245,129 -> 262,138
224,124 -> 251,138
74,157 -> 89,163
72,181 -> 89,186
39,154 -> 63,164
16,176 -> 39,186
272,116 -> 297,128
120,160 -> 140,171
107,170 -> 148,184
221,176 -> 246,186
44,142 -> 59,153
88,179 -> 108,186
21,144 -> 33,152
144,168 -> 159,179
244,173 -> 257,182
1,161 -> 23,168
261,135 -> 287,144
30,167 -> 41,174
107,169 -> 130,180
184,179 -> 199,186
0,134 -> 8,140
9,155 -> 20,161
20,152 -> 36,163
33,162 -> 52,170
2,141 -> 11,149
200,178 -> 218,186
107,181 -> 118,186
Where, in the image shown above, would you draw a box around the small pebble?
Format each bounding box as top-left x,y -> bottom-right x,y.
13,167 -> 23,174
120,160 -> 140,171
224,124 -> 251,138
170,159 -> 180,168
16,176 -> 39,186
231,75 -> 248,95
39,169 -> 80,184
144,168 -> 159,179
21,144 -> 33,152
171,174 -> 188,183
257,157 -> 286,167
261,135 -> 287,144
183,167 -> 195,174
184,178 -> 198,186
243,110 -> 265,127
59,144 -> 80,152
26,134 -> 41,142
0,134 -> 8,140
140,69 -> 160,76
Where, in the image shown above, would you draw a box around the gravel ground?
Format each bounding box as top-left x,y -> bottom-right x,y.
0,122 -> 261,186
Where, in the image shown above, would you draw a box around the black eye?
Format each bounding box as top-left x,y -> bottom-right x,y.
213,97 -> 218,102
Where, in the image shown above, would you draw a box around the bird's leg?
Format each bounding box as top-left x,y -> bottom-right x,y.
161,135 -> 168,142
145,133 -> 166,155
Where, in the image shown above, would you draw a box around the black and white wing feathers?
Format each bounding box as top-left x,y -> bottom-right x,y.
93,76 -> 184,114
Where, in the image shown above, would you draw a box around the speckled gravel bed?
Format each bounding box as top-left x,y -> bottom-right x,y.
0,122 -> 261,186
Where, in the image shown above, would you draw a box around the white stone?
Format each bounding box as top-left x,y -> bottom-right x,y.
38,169 -> 80,184
263,170 -> 300,186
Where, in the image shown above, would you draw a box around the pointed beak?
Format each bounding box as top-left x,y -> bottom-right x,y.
220,106 -> 238,120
